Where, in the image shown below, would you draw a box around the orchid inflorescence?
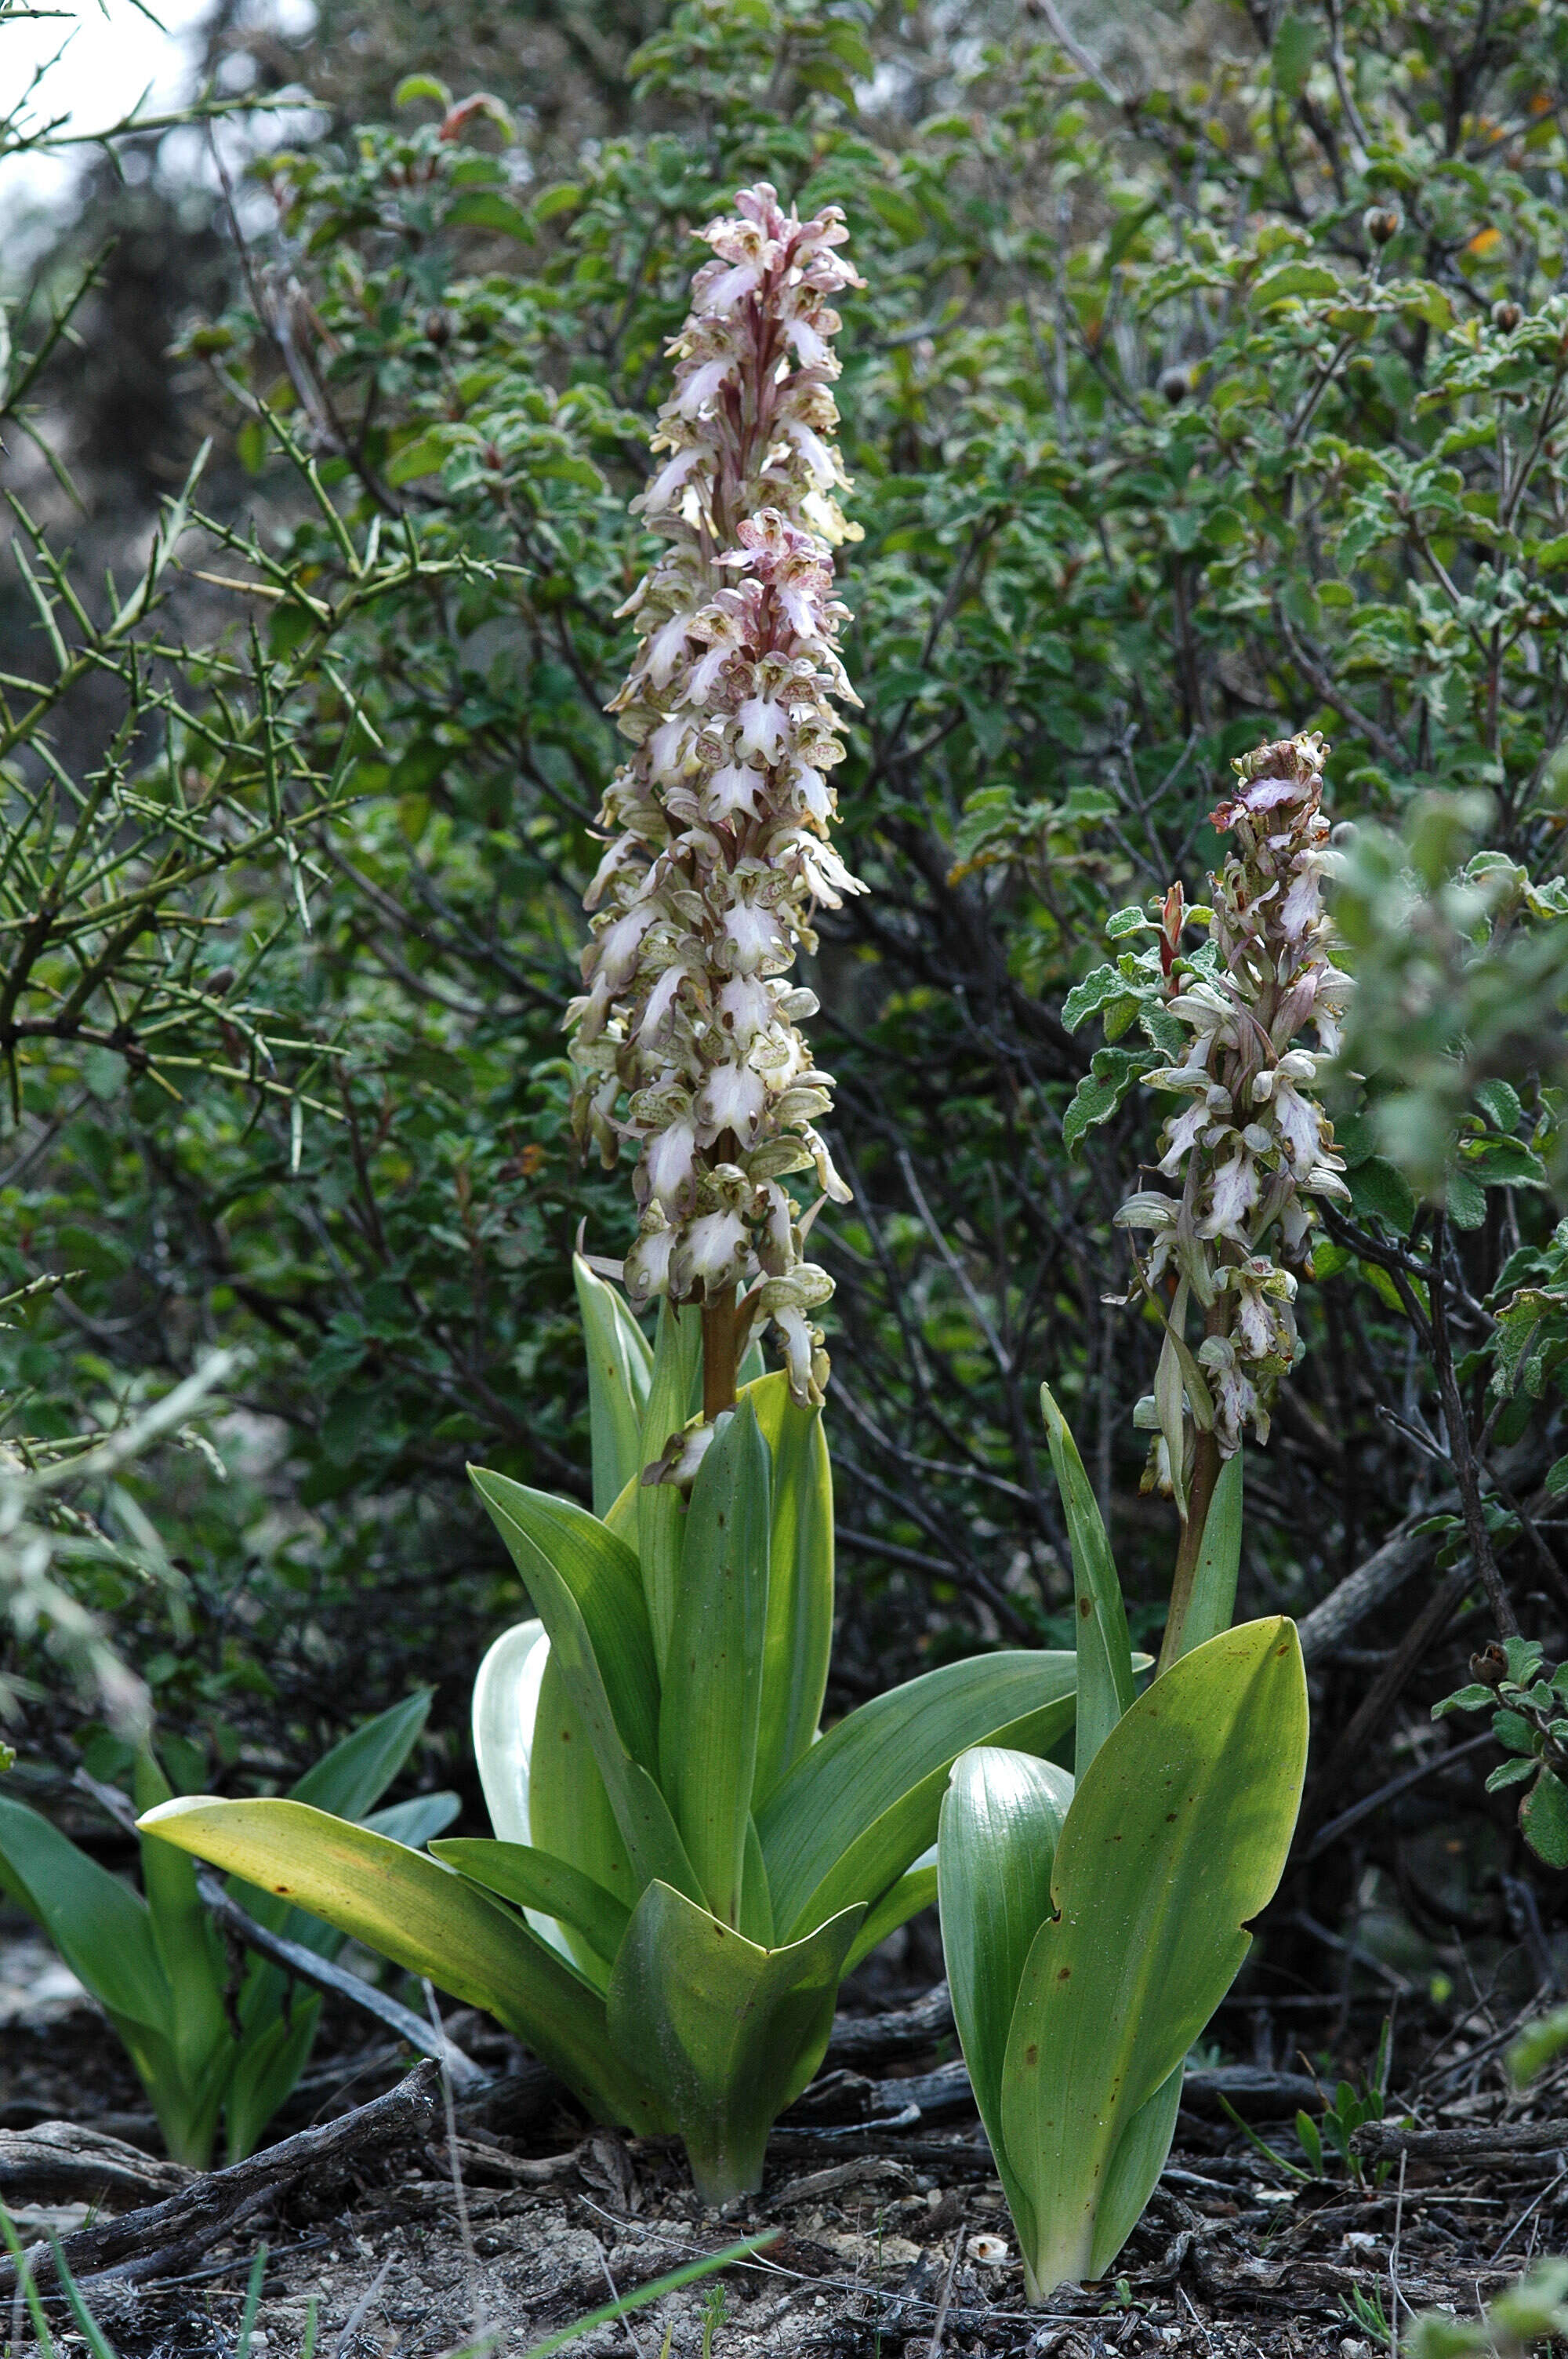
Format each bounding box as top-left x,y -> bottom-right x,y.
1119,731 -> 1352,1473
568,184 -> 866,1406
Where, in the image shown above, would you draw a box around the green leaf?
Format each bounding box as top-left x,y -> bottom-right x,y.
749,1376 -> 834,1805
1521,1774 -> 1568,1866
1040,1383 -> 1133,1778
1271,9 -> 1321,97
1486,1754 -> 1540,1790
132,1750 -> 230,2092
469,1468 -> 699,1901
1347,1156 -> 1417,1236
292,1689 -> 432,1819
574,1256 -> 653,1518
659,1400 -> 771,1927
0,1794 -> 169,2032
842,1863 -> 938,1974
528,1645 -> 645,1965
1177,1448 -> 1243,1659
1446,1166 -> 1487,1230
224,1995 -> 320,2164
999,1619 -> 1307,2293
1474,1078 -> 1523,1132
605,1879 -> 864,2202
445,191 -> 533,240
394,71 -> 452,106
467,1469 -> 660,1776
472,1618 -> 549,1847
138,1797 -> 662,2130
638,1301 -> 702,1671
431,1837 -> 631,1969
1062,966 -> 1127,1034
939,1747 -> 1074,2261
1253,261 -> 1342,307
757,1650 -> 1078,1942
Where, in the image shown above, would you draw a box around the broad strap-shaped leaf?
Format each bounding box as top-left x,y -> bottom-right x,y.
0,1793 -> 169,2032
605,1878 -> 865,2204
1040,1383 -> 1133,1779
292,1689 -> 434,1819
939,1747 -> 1074,2265
470,1467 -> 698,1899
999,1619 -> 1308,2293
528,1645 -> 644,1961
747,1374 -> 834,1805
137,1796 -> 665,2132
364,1792 -> 461,1848
472,1618 -> 551,1846
1087,2065 -> 1184,2286
1176,1448 -> 1243,1661
469,1470 -> 659,1772
637,1299 -> 702,1670
432,1837 -> 630,1972
225,1996 -> 321,2165
132,1749 -> 231,2090
842,1863 -> 938,1975
757,1650 -> 1077,1942
575,1254 -> 653,1517
660,1400 -> 770,1925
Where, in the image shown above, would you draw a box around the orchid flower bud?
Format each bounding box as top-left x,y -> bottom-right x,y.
568,184 -> 866,1405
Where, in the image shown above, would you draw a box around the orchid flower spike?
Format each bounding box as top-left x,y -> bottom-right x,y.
567,184 -> 866,1406
1118,730 -> 1352,1477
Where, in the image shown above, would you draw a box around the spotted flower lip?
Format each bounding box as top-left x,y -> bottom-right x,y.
1120,730 -> 1351,1475
567,184 -> 866,1408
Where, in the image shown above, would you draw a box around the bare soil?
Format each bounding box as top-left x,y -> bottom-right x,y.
3,1928 -> 1561,2359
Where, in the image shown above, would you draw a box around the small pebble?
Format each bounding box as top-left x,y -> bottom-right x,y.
967,2234 -> 1009,2266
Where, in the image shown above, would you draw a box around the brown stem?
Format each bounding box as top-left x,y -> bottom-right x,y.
702,1292 -> 739,1422
1158,1426 -> 1222,1675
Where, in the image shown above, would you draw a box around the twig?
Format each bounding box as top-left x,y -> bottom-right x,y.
0,2062 -> 441,2291
332,2254 -> 394,2359
1298,1730 -> 1495,1863
1357,2117 -> 1568,2161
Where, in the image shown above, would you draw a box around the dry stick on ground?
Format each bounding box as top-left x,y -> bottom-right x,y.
1356,2117 -> 1568,2161
826,1983 -> 956,2066
0,2060 -> 443,2293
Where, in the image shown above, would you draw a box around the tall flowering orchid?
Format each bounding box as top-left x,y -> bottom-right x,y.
1112,732 -> 1351,1642
568,185 -> 866,1413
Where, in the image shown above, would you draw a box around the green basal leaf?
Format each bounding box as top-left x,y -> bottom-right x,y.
139,1796 -> 665,2132
432,1837 -> 631,1972
470,1467 -> 699,1900
528,1644 -> 644,1953
291,1689 -> 434,1821
1040,1383 -> 1133,1777
660,1399 -> 770,1926
939,1747 -> 1074,2262
574,1254 -> 654,1518
638,1300 -> 702,1671
1177,1448 -> 1244,1660
605,1877 -> 865,2203
468,1470 -> 660,1774
132,1749 -> 230,2092
0,1794 -> 169,2033
472,1618 -> 550,1846
843,1862 -> 938,1974
757,1650 -> 1077,1941
999,1619 -> 1307,2294
748,1374 -> 834,1805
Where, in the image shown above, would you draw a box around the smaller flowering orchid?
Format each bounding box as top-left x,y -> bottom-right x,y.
1110,732 -> 1352,1489
568,185 -> 866,1412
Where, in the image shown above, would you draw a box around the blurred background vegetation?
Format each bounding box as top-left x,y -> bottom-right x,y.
5,0 -> 1568,2023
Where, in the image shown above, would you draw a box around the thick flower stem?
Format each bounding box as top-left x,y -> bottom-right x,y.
1158,1428 -> 1222,1676
702,1294 -> 740,1421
